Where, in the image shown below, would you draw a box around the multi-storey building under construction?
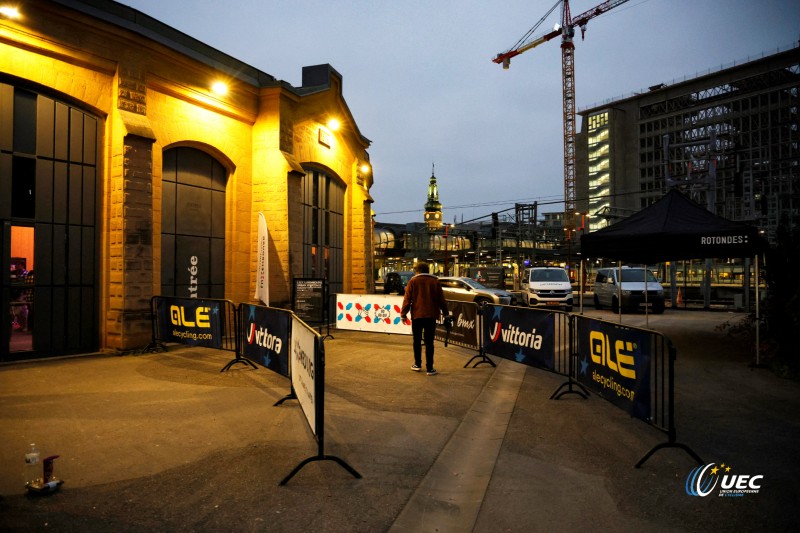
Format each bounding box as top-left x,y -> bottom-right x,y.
576,44 -> 798,245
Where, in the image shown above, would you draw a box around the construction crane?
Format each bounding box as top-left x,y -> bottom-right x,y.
494,0 -> 630,233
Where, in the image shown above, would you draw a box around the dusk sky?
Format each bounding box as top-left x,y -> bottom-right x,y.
122,0 -> 799,224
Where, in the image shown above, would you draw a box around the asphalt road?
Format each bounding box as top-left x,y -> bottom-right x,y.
0,309 -> 797,532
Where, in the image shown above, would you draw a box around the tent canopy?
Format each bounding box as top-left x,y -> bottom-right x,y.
580,190 -> 765,263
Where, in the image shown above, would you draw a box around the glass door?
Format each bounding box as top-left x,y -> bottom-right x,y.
9,225 -> 34,352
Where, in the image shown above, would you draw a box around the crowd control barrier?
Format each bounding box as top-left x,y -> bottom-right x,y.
246,293 -> 701,468
277,313 -> 361,485
148,296 -> 252,372
149,298 -> 360,485
573,314 -> 702,467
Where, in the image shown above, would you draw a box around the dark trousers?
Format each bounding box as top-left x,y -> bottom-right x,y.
412,317 -> 437,371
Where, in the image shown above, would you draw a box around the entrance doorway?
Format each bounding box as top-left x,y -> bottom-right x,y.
160,147 -> 227,298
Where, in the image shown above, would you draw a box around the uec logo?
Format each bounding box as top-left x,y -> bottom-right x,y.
685,463 -> 763,497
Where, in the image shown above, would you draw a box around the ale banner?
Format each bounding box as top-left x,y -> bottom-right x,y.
156,297 -> 223,348
576,318 -> 652,421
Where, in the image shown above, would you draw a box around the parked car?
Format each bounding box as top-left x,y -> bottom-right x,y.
523,267 -> 573,311
593,266 -> 665,313
438,276 -> 512,306
383,271 -> 414,294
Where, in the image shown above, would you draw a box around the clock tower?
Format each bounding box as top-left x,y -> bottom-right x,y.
424,166 -> 443,230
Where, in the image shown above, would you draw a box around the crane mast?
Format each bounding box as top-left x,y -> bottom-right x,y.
494,0 -> 631,233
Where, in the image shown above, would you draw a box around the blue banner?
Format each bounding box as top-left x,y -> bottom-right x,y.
482,304 -> 555,370
157,297 -> 223,348
241,304 -> 290,378
576,318 -> 652,421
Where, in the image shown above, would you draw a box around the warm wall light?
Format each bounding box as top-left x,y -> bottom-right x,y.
327,118 -> 341,131
0,5 -> 21,18
360,163 -> 371,174
211,81 -> 228,95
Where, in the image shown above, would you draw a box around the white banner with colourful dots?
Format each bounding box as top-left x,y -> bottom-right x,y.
335,294 -> 412,334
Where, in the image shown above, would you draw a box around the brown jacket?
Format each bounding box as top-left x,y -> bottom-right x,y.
401,273 -> 449,320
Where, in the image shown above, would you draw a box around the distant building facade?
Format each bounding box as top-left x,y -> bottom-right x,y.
1,0 -> 374,361
576,44 -> 798,243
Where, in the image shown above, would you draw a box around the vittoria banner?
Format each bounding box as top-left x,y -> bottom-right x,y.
482,304 -> 555,370
241,304 -> 290,377
156,297 -> 223,348
576,318 -> 652,421
336,294 -> 411,334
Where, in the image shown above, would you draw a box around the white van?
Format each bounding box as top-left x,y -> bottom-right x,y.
593,266 -> 665,313
523,267 -> 573,311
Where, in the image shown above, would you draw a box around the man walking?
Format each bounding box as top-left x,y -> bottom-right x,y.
400,262 -> 450,376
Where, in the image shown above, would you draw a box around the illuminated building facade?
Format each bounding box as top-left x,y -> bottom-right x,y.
577,44 -> 798,243
1,0 -> 374,360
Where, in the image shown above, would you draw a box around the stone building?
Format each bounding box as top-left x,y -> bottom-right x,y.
1,0 -> 374,361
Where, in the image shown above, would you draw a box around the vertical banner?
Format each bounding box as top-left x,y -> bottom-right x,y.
576,318 -> 652,421
336,294 -> 411,334
291,316 -> 318,435
254,212 -> 269,305
241,304 -> 290,377
156,297 -> 223,348
482,304 -> 555,370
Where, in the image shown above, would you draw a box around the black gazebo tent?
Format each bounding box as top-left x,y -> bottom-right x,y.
580,189 -> 767,361
580,189 -> 764,263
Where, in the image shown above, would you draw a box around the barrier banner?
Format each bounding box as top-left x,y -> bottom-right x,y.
156,297 -> 223,348
291,315 -> 319,434
482,304 -> 555,369
241,304 -> 290,377
576,318 -> 652,421
336,294 -> 411,334
435,300 -> 479,348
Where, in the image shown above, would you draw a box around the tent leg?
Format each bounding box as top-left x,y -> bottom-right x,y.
755,254 -> 760,366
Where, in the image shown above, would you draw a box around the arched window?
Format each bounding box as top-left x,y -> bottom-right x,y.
302,169 -> 344,297
161,147 -> 226,298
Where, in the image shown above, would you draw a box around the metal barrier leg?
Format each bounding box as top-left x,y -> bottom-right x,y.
220,355 -> 258,372
279,454 -> 362,486
274,386 -> 298,407
635,439 -> 704,468
464,349 -> 496,368
549,377 -> 589,400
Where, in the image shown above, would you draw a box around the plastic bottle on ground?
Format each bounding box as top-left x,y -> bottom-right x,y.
24,443 -> 40,488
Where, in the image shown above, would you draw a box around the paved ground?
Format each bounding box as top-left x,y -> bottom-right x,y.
0,309 -> 798,532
